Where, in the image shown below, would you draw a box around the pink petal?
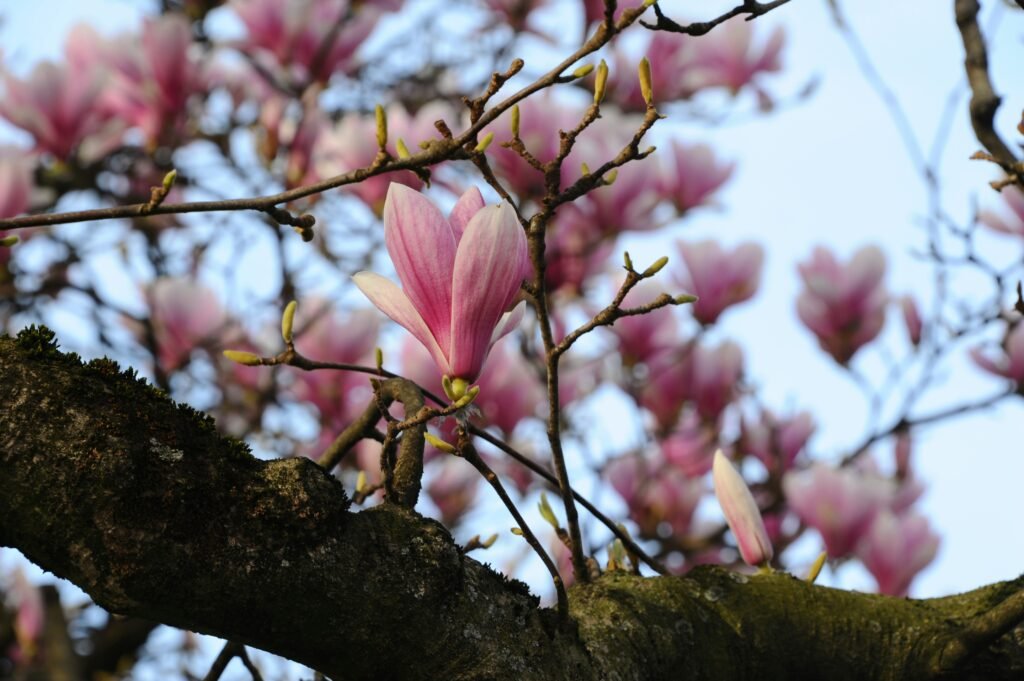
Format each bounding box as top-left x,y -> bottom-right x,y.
489,300 -> 526,347
383,184 -> 457,355
353,271 -> 450,374
448,186 -> 486,242
449,202 -> 528,380
712,450 -> 773,566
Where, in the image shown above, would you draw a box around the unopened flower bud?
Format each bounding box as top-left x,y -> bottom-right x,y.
572,63 -> 594,79
475,132 -> 495,153
642,256 -> 669,277
675,293 -> 699,305
638,57 -> 653,106
223,350 -> 262,366
712,450 -> 773,567
511,105 -> 520,138
375,104 -> 387,149
806,551 -> 827,583
594,59 -> 609,105
0,235 -> 19,247
425,432 -> 457,453
161,169 -> 177,191
603,169 -> 618,185
396,138 -> 411,159
281,300 -> 297,344
538,492 -> 560,529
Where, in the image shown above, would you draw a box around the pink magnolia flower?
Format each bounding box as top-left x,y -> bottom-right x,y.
0,41 -> 111,159
606,451 -> 705,539
354,184 -> 530,383
0,148 -> 33,218
796,245 -> 888,365
289,304 -> 381,427
7,567 -> 43,661
677,18 -> 785,95
674,239 -> 763,324
426,457 -> 480,527
783,463 -> 895,558
313,103 -> 448,213
856,510 -> 939,597
969,323 -> 1024,384
660,412 -> 718,477
690,340 -> 744,422
607,32 -> 693,111
978,185 -> 1024,237
609,281 -> 681,365
581,0 -> 639,30
543,204 -> 614,293
712,450 -> 773,567
659,141 -> 735,214
899,295 -> 923,347
639,348 -> 695,430
231,0 -> 396,83
740,410 -> 815,474
138,277 -> 228,371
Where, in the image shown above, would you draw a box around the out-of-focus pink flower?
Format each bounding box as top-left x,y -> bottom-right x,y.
355,184 -> 530,382
486,92 -> 584,201
289,303 -> 381,426
856,510 -> 939,596
544,204 -> 614,293
979,185 -> 1024,237
899,295 -> 923,347
7,567 -> 43,661
894,430 -> 912,479
740,410 -> 815,474
0,42 -> 111,159
140,277 -> 227,371
659,141 -> 735,214
677,19 -> 785,95
606,451 -> 705,539
691,340 -> 744,422
482,0 -> 552,38
231,0 -> 396,83
313,103 -> 447,214
796,245 -> 887,365
426,457 -> 480,527
674,240 -> 763,324
639,348 -> 694,430
581,0 -> 638,30
969,323 -> 1024,384
607,32 -> 692,111
609,281 -> 681,365
712,450 -> 773,567
783,463 -> 895,558
0,148 -> 33,218
660,412 -> 718,477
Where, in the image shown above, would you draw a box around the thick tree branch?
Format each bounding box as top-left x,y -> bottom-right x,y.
2,328 -> 1024,680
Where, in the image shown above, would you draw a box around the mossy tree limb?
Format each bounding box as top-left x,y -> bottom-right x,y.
1,328 -> 1022,680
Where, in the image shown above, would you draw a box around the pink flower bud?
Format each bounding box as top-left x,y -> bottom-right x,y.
712,450 -> 773,567
674,240 -> 763,324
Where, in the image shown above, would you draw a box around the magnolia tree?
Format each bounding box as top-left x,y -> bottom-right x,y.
1,0 -> 1023,679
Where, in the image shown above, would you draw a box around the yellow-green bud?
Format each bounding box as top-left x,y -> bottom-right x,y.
510,527 -> 524,536
638,57 -> 653,106
623,251 -> 633,270
479,533 -> 498,549
355,470 -> 368,494
375,347 -> 384,371
538,492 -> 560,529
475,132 -> 495,153
425,432 -> 457,454
604,169 -> 618,185
161,169 -> 177,191
511,104 -> 520,138
806,551 -> 827,583
453,384 -> 480,409
281,300 -> 297,344
594,59 -> 609,105
572,63 -> 594,79
223,350 -> 262,366
0,235 -> 19,247
674,294 -> 699,305
396,138 -> 411,159
581,162 -> 591,176
642,256 -> 669,277
442,375 -> 455,400
375,104 -> 387,148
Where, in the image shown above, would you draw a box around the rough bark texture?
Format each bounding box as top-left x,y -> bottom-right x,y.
2,328 -> 1023,680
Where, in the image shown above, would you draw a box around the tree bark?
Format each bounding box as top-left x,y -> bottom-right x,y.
1,328 -> 1022,680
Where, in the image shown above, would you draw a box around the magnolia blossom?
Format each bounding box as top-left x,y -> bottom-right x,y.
899,295 -> 923,347
969,323 -> 1024,384
978,185 -> 1024,237
674,239 -> 763,324
313,103 -> 447,213
740,410 -> 815,473
856,510 -> 939,596
354,184 -> 530,383
139,277 -> 227,371
0,40 -> 110,159
690,340 -> 744,422
0,148 -> 33,219
712,450 -> 773,566
606,451 -> 705,539
677,19 -> 785,95
661,412 -> 718,477
289,305 -> 381,427
783,462 -> 895,558
231,0 -> 396,82
796,245 -> 887,365
660,141 -> 735,215
544,204 -> 615,293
